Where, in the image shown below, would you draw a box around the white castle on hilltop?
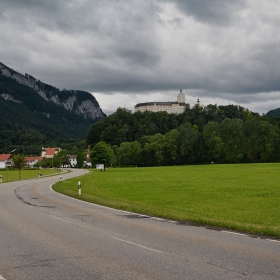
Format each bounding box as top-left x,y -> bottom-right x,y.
134,89 -> 191,114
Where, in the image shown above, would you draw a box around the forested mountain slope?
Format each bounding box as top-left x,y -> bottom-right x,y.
267,108 -> 280,116
0,62 -> 106,154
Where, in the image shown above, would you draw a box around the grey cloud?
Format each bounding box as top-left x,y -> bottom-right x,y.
1,0 -> 280,115
173,0 -> 245,25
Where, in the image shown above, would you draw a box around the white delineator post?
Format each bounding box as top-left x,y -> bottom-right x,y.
78,181 -> 81,196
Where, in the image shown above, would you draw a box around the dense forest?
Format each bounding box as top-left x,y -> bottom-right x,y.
86,104 -> 280,166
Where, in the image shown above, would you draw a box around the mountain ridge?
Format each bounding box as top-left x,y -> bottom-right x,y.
266,108 -> 280,117
0,62 -> 106,120
0,62 -> 106,154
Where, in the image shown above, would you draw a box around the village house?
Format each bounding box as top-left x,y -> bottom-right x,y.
0,154 -> 13,169
69,155 -> 77,167
25,156 -> 43,167
41,147 -> 62,158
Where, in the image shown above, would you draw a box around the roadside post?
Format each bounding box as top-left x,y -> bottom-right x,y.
78,181 -> 81,196
0,175 -> 2,184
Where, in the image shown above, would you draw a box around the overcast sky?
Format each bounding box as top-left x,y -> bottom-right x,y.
1,0 -> 280,115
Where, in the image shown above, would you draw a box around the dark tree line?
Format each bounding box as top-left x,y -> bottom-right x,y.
86,105 -> 280,166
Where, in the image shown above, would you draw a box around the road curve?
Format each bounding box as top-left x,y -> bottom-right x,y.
0,169 -> 280,280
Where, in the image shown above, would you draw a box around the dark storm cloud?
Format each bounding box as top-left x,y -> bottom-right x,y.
0,0 -> 161,88
1,0 -> 280,114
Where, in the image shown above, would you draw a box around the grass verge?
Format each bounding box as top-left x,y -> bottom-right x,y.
0,169 -> 62,183
53,163 -> 280,238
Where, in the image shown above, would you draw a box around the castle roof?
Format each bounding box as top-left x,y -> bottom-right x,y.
135,101 -> 185,108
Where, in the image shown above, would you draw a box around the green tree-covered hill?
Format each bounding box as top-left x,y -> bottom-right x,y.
86,106 -> 280,166
266,108 -> 280,116
0,63 -> 106,154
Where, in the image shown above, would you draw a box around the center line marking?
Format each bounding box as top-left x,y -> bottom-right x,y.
50,215 -> 69,223
111,236 -> 162,253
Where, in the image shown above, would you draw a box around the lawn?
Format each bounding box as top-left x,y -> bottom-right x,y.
0,168 -> 62,183
53,163 -> 280,238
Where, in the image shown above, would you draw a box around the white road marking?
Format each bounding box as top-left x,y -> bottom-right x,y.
111,236 -> 163,254
222,230 -> 247,237
0,275 -> 6,280
153,217 -> 165,221
49,215 -> 70,223
267,239 -> 280,243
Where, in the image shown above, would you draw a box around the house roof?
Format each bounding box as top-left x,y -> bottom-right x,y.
69,155 -> 77,159
45,148 -> 56,155
0,154 -> 12,161
25,156 -> 43,162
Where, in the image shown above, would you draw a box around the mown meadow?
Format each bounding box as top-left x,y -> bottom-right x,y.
54,163 -> 280,238
0,169 -> 61,183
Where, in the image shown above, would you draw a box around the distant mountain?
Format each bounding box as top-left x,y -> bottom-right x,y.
266,108 -> 280,116
0,62 -> 106,154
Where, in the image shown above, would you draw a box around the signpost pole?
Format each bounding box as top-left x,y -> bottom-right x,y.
78,181 -> 81,196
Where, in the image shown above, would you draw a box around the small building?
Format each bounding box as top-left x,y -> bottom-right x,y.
0,154 -> 13,169
69,155 -> 77,167
25,156 -> 43,167
41,147 -> 62,158
134,90 -> 188,114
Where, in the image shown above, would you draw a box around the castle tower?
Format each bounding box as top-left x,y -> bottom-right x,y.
177,89 -> 185,103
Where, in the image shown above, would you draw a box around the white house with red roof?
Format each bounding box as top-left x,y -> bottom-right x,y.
25,156 -> 44,167
0,154 -> 13,169
41,147 -> 62,158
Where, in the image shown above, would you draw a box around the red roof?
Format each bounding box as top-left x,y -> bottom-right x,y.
45,148 -> 56,155
25,156 -> 43,162
0,154 -> 12,161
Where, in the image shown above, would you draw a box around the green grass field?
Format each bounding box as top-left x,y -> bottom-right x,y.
53,163 -> 280,238
0,169 -> 62,183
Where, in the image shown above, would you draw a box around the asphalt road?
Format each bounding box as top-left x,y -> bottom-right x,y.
0,169 -> 280,280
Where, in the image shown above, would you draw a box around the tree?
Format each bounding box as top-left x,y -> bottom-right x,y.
178,123 -> 198,163
244,119 -> 261,162
203,122 -> 224,162
258,121 -> 275,162
90,142 -> 116,168
12,154 -> 26,179
148,133 -> 165,165
72,146 -> 79,155
164,129 -> 179,165
117,141 -> 142,166
76,151 -> 84,168
53,150 -> 70,168
218,118 -> 244,163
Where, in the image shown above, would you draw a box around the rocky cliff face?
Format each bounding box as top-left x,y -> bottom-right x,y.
0,62 -> 106,120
